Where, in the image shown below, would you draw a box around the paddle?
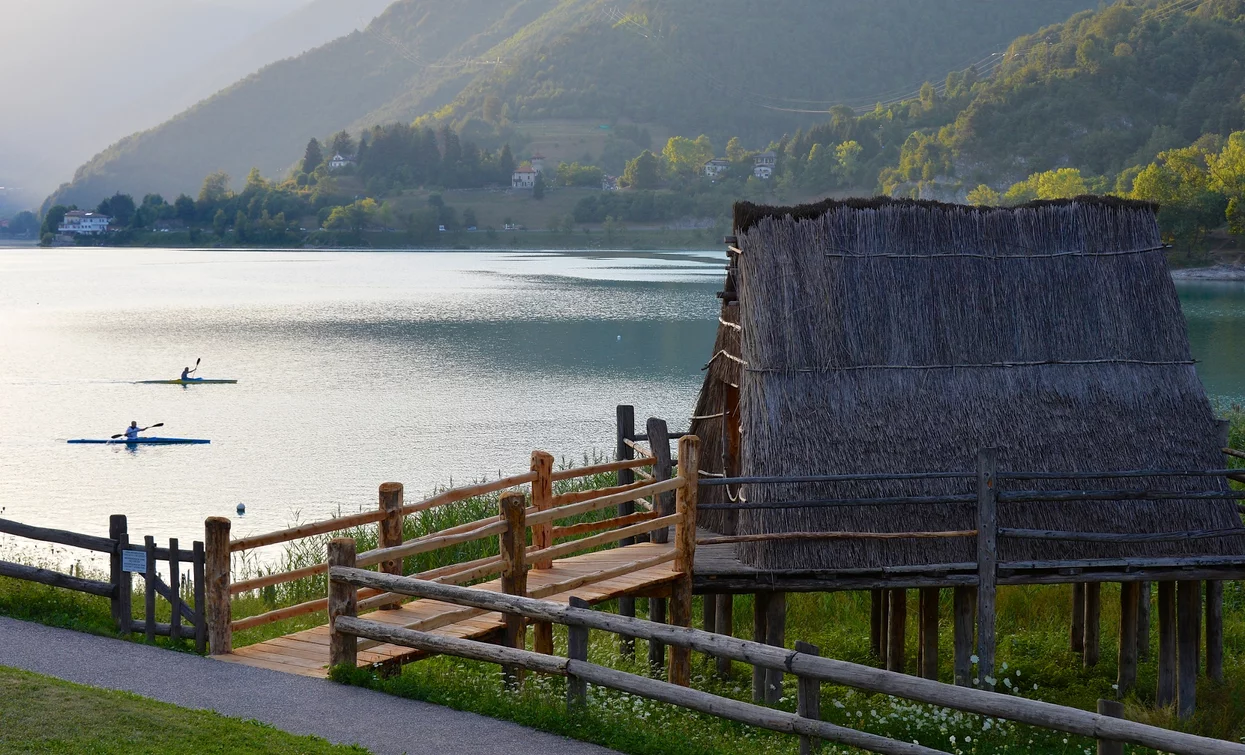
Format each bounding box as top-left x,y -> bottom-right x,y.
111,423 -> 164,439
187,357 -> 200,377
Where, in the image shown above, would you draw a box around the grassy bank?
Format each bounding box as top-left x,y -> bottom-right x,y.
0,666 -> 365,754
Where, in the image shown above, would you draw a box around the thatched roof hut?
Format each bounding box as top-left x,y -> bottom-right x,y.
695,197 -> 1243,572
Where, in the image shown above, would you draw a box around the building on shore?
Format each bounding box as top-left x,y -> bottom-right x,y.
512,166 -> 538,189
58,211 -> 111,235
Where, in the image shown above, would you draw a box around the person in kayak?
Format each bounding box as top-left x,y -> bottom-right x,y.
180,366 -> 195,380
124,421 -> 140,441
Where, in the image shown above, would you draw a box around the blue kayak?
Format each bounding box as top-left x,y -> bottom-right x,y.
68,437 -> 210,445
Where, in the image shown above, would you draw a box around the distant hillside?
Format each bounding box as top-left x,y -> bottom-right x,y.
49,0 -> 1095,209
881,0 -> 1245,194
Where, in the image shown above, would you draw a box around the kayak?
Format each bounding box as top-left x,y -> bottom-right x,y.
68,437 -> 210,445
136,379 -> 238,385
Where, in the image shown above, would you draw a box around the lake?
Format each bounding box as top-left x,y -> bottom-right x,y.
0,248 -> 1242,556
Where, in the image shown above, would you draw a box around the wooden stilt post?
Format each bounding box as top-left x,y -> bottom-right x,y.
752,592 -> 769,703
920,587 -> 939,681
795,641 -> 822,755
1117,582 -> 1139,696
715,594 -> 734,678
668,434 -> 698,687
1138,582 -> 1152,662
566,596 -> 590,710
878,587 -> 890,668
887,589 -> 907,675
871,589 -> 884,660
953,586 -> 975,687
1096,699 -> 1125,755
1177,580 -> 1200,719
1157,581 -> 1176,708
500,491 -> 528,687
327,538 -> 357,669
530,452 -> 555,656
1071,583 -> 1086,654
765,591 -> 787,704
616,405 -> 637,660
701,594 -> 717,667
648,596 -> 667,673
109,515 -> 130,634
1083,582 -> 1102,668
1206,580 -> 1223,683
975,447 -> 998,689
204,517 -> 231,655
916,589 -> 925,674
378,482 -> 404,610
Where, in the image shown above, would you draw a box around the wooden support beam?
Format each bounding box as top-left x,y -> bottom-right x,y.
1157,581 -> 1176,708
1138,582 -> 1152,662
879,587 -> 891,669
702,594 -> 718,635
953,586 -> 975,687
1071,583 -> 1086,654
975,448 -> 998,689
531,452 -> 555,656
920,587 -> 939,681
649,597 -> 667,674
752,592 -> 768,703
1206,580 -> 1223,683
567,596 -> 590,710
715,594 -> 734,678
871,589 -> 884,660
1117,582 -> 1139,696
668,435 -> 699,687
795,641 -> 823,755
327,538 -> 357,669
500,492 -> 528,687
765,592 -> 787,704
378,482 -> 404,610
1097,699 -> 1125,755
1177,580 -> 1200,719
887,589 -> 907,675
1083,582 -> 1102,668
204,517 -> 231,655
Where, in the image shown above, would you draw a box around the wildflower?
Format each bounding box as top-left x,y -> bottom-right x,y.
970,654 -> 979,664
1003,678 -> 1013,689
1001,662 -> 1008,671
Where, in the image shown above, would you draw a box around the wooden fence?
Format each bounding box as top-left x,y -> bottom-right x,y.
326,570 -> 1245,755
0,514 -> 206,651
206,446 -> 674,656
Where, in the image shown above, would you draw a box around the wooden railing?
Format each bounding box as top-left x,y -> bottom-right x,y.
206,449 -> 662,654
325,572 -> 1245,755
1,515 -> 206,651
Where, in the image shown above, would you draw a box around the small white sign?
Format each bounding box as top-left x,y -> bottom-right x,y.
121,549 -> 146,574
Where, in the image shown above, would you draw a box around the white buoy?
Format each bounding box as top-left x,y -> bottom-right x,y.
617,335 -> 622,341
236,502 -> 246,515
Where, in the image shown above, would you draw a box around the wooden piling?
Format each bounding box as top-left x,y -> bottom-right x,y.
204,517 -> 231,655
649,597 -> 667,674
1206,580 -> 1223,683
953,586 -> 975,687
1071,583 -> 1086,654
765,591 -> 787,704
1138,582 -> 1152,662
1157,581 -> 1176,708
715,594 -> 734,678
531,452 -> 555,655
795,641 -> 822,755
920,587 -> 939,681
752,592 -> 769,703
887,589 -> 907,675
1096,699 -> 1125,755
378,482 -> 404,610
1083,582 -> 1102,668
975,448 -> 998,689
870,589 -> 884,660
703,594 -> 718,634
1117,582 -> 1139,696
327,538 -> 357,669
878,587 -> 890,668
500,491 -> 528,686
616,405 -> 637,659
647,417 -> 672,675
1177,580 -> 1200,719
567,596 -> 590,710
668,435 -> 699,687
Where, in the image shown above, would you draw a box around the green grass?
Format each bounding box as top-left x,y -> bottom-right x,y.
0,666 -> 366,754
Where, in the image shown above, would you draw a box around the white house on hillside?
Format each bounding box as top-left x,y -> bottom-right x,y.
329,153 -> 355,170
512,167 -> 538,189
58,211 -> 111,235
704,158 -> 731,177
529,153 -> 547,173
753,150 -> 777,180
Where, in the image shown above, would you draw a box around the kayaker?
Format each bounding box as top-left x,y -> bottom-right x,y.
180,365 -> 195,380
124,421 -> 140,441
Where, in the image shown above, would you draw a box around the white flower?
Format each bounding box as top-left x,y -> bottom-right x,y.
1003,678 -> 1013,689
1002,662 -> 1008,671
970,654 -> 980,664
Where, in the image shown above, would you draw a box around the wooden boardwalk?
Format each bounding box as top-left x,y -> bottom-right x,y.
219,542 -> 679,678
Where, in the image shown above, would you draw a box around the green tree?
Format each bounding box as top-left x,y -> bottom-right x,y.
98,192 -> 136,226
835,141 -> 863,182
199,171 -> 232,205
966,185 -> 1001,206
212,209 -> 227,237
662,135 -> 714,177
245,167 -> 269,193
329,131 -> 356,158
324,198 -> 378,233
174,194 -> 196,222
623,151 -> 661,189
8,211 -> 39,236
302,138 -> 324,174
1228,197 -> 1245,239
533,172 -> 546,200
725,137 -> 748,162
41,205 -> 69,236
1131,146 -> 1225,251
234,210 -> 249,241
483,95 -> 503,124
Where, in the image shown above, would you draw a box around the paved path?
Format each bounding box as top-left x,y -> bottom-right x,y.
0,617 -> 614,755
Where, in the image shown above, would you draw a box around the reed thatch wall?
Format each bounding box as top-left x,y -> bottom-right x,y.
715,197 -> 1243,571
690,285 -> 741,532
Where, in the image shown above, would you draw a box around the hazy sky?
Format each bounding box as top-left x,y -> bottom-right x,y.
0,0 -> 381,206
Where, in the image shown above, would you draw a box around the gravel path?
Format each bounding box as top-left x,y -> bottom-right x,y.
0,617 -> 614,755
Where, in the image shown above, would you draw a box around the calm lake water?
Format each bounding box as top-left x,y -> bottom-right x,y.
0,248 -> 1242,558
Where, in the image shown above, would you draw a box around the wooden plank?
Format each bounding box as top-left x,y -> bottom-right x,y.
328,538 -> 357,669
1138,582 -> 1151,662
567,596 -> 589,709
0,559 -> 114,597
356,520 -> 507,569
550,456 -> 654,482
401,472 -> 538,515
194,540 -> 206,653
230,509 -> 386,553
1097,699 -> 1125,755
1071,583 -> 1086,654
871,589 -> 884,660
553,511 -> 658,539
752,592 -> 768,702
0,517 -> 115,553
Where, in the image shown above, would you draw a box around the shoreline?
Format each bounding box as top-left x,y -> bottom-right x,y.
1170,264 -> 1245,281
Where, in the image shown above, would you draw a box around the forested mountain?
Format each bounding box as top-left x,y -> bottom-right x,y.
46,0 -> 1095,209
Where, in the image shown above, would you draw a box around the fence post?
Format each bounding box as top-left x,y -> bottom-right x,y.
953,586 -> 975,686
616,405 -> 637,659
646,417 -> 672,674
668,434 -> 699,687
169,537 -> 182,643
1096,699 -> 1125,755
975,447 -> 998,690
109,515 -> 130,634
796,641 -> 822,755
567,596 -> 590,710
204,517 -> 232,655
500,491 -> 528,687
193,541 -> 206,654
1117,581 -> 1139,695
378,482 -> 404,610
144,535 -> 157,643
327,538 -> 357,669
531,451 -> 555,656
